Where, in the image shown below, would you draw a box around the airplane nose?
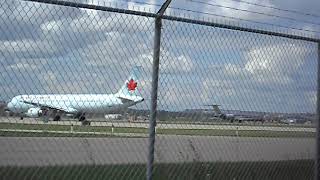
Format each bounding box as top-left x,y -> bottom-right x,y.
6,102 -> 13,111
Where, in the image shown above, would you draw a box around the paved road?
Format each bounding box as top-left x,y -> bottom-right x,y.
0,117 -> 315,132
0,136 -> 314,166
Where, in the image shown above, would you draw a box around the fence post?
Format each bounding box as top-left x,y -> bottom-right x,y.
147,1 -> 171,180
316,42 -> 320,180
147,17 -> 161,180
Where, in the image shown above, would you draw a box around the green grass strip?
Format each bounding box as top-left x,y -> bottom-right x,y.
0,123 -> 315,138
0,160 -> 314,180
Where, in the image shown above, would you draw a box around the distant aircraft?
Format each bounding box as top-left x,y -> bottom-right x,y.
280,118 -> 297,124
204,105 -> 235,121
6,66 -> 144,125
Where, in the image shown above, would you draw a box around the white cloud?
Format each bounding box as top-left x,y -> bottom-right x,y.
41,20 -> 64,33
306,91 -> 317,109
128,0 -> 158,13
202,0 -> 273,22
67,12 -> 153,34
244,43 -> 309,84
43,71 -> 56,82
159,79 -> 205,110
133,51 -> 194,74
224,63 -> 243,76
5,0 -> 82,26
201,77 -> 240,107
0,38 -> 62,58
163,55 -> 194,73
4,58 -> 48,72
81,0 -> 100,17
6,63 -> 37,71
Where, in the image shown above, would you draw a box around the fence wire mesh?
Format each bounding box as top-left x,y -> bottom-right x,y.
0,0 -> 319,180
154,18 -> 317,180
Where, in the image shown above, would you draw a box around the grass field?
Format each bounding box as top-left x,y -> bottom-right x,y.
0,123 -> 315,138
0,160 -> 313,180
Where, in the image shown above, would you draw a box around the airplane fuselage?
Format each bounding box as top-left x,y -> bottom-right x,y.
7,94 -> 143,115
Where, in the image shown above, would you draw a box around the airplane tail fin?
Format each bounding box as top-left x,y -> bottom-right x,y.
204,104 -> 222,114
116,66 -> 142,97
212,105 -> 222,114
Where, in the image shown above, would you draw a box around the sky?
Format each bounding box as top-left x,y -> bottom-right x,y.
0,0 -> 319,113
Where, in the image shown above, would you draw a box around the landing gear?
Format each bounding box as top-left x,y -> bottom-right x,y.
53,115 -> 61,121
79,116 -> 86,121
79,114 -> 90,126
82,120 -> 91,126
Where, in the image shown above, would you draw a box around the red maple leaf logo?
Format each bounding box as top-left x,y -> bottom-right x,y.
127,79 -> 137,91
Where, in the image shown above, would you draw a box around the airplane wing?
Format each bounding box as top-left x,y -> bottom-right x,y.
22,100 -> 78,114
117,94 -> 143,104
118,97 -> 133,104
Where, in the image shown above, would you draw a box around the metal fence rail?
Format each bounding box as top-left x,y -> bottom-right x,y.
0,0 -> 319,180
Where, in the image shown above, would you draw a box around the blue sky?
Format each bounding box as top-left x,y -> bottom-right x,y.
0,0 -> 319,113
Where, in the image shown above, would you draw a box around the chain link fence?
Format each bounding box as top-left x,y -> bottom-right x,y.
0,0 -> 319,179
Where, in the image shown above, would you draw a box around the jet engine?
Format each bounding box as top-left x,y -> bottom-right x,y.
25,107 -> 43,118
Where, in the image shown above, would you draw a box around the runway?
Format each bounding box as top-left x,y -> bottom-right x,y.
0,117 -> 315,166
0,136 -> 314,166
0,117 -> 315,132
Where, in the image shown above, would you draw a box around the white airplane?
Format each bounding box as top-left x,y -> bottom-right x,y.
6,67 -> 144,125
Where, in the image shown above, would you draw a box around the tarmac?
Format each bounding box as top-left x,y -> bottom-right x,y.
0,136 -> 314,166
0,117 -> 315,166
